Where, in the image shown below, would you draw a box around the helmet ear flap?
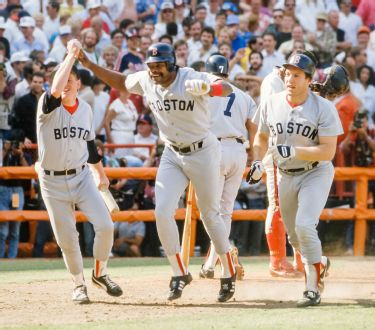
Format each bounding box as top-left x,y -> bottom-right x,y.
167,62 -> 175,72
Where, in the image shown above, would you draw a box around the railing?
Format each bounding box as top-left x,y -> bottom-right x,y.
0,166 -> 374,256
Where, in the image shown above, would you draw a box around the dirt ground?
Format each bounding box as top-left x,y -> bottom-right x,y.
0,257 -> 374,328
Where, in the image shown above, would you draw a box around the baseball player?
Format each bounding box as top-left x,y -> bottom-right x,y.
199,54 -> 257,280
247,53 -> 343,307
259,66 -> 304,278
78,42 -> 237,302
36,40 -> 122,304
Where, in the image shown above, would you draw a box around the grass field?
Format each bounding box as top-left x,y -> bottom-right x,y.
0,257 -> 374,329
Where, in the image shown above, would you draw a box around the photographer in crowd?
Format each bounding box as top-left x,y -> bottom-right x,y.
0,140 -> 29,258
340,110 -> 375,253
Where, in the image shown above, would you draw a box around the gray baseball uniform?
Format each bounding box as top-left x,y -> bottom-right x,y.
257,90 -> 343,264
125,67 -> 231,259
210,83 -> 257,233
37,92 -> 113,276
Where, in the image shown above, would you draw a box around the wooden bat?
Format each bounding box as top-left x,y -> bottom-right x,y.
181,181 -> 194,269
100,188 -> 120,214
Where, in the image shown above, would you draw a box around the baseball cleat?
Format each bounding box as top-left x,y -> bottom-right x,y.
199,265 -> 215,279
269,261 -> 303,278
168,272 -> 193,301
297,290 -> 321,307
318,256 -> 330,293
91,270 -> 123,297
72,285 -> 90,304
217,273 -> 236,302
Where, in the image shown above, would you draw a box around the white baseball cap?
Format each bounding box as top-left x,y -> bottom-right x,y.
0,17 -> 6,30
10,51 -> 30,63
161,2 -> 174,11
87,0 -> 101,10
59,25 -> 72,35
19,16 -> 35,28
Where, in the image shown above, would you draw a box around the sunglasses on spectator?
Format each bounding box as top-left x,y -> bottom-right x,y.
162,9 -> 173,13
273,15 -> 283,18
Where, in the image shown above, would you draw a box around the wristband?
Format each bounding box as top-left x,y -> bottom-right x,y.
210,82 -> 223,96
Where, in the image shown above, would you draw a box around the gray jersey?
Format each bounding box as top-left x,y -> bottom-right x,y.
125,67 -> 219,147
209,83 -> 257,139
36,92 -> 95,170
257,90 -> 343,170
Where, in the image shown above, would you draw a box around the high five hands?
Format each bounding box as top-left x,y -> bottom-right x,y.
67,39 -> 82,59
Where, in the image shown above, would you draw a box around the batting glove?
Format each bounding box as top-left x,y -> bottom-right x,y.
271,145 -> 296,163
246,160 -> 265,185
185,79 -> 210,96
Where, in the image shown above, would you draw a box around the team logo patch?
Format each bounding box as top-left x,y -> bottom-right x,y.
151,48 -> 158,56
293,55 -> 301,64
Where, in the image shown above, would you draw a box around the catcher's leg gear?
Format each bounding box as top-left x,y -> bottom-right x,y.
217,273 -> 236,302
297,290 -> 321,308
230,246 -> 244,281
72,285 -> 90,304
168,273 -> 193,301
92,270 -> 123,297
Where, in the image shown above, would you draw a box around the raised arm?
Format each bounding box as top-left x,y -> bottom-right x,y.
50,40 -> 81,99
77,50 -> 127,92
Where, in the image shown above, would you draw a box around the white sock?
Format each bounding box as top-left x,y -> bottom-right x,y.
94,259 -> 108,277
304,263 -> 318,292
167,253 -> 186,276
204,242 -> 218,270
72,272 -> 85,287
219,252 -> 235,278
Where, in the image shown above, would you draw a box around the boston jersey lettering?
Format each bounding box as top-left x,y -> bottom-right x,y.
148,99 -> 194,112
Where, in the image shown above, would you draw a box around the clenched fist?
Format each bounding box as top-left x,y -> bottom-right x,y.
246,160 -> 265,184
185,79 -> 210,96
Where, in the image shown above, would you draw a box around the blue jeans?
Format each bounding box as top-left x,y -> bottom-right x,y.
0,186 -> 24,258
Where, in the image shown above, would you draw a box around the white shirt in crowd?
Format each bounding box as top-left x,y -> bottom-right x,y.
350,81 -> 375,125
228,64 -> 245,81
261,50 -> 285,76
339,11 -> 363,47
133,133 -> 158,160
109,98 -> 138,133
93,91 -> 110,136
187,44 -> 218,67
43,15 -> 61,42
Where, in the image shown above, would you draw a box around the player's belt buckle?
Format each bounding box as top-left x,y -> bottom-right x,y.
172,140 -> 203,154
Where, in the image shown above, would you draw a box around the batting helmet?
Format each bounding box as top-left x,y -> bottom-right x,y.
283,54 -> 316,77
145,43 -> 176,71
322,65 -> 350,97
205,54 -> 229,76
310,65 -> 350,98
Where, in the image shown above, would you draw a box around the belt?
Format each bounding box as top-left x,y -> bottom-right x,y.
280,161 -> 319,174
171,140 -> 203,154
44,165 -> 85,176
218,137 -> 244,144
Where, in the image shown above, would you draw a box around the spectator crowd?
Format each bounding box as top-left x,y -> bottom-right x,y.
1,0 -> 375,259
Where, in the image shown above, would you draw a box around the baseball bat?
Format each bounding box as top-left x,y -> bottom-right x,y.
100,188 -> 120,214
181,181 -> 194,268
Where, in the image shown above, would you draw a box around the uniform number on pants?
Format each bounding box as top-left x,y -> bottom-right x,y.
223,93 -> 236,117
